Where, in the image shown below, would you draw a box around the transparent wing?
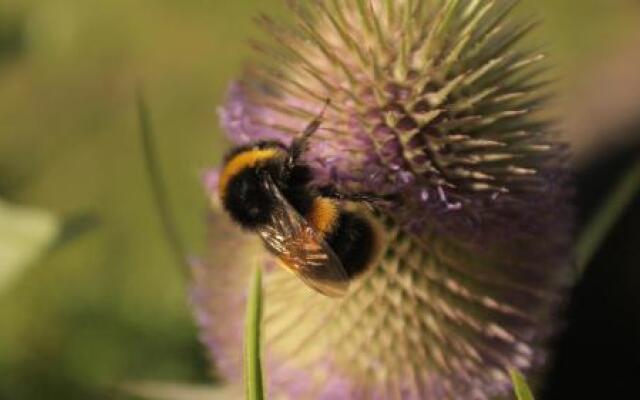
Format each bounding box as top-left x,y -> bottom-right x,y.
257,175 -> 349,297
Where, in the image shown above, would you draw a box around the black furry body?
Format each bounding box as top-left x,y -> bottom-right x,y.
220,141 -> 377,279
324,211 -> 376,278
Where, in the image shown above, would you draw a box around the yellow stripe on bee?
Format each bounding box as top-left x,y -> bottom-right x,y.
307,197 -> 339,236
218,148 -> 280,199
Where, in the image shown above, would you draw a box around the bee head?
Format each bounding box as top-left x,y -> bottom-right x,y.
223,166 -> 276,230
218,143 -> 284,230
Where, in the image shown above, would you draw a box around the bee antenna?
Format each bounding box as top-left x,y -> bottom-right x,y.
301,98 -> 330,138
288,98 -> 331,167
318,97 -> 331,118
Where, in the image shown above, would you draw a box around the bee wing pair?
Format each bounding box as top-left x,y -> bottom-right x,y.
257,175 -> 350,297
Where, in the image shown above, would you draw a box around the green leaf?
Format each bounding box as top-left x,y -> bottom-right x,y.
119,381 -> 241,400
576,156 -> 640,274
244,265 -> 264,400
136,89 -> 190,276
0,199 -> 59,292
510,369 -> 535,400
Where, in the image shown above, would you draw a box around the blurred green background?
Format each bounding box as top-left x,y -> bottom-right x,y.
0,1 -> 639,399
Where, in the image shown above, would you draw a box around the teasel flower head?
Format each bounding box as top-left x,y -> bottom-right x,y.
193,1 -> 574,399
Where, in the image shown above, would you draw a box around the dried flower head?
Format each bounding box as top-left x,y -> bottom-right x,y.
193,1 -> 574,399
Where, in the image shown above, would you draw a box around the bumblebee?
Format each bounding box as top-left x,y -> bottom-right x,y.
217,102 -> 384,297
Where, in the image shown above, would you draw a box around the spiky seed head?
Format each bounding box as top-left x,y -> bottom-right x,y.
195,1 -> 574,399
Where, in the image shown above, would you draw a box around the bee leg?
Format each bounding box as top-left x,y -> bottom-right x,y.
288,99 -> 331,167
317,186 -> 397,204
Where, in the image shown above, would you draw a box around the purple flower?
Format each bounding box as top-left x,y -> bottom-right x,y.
193,1 -> 574,398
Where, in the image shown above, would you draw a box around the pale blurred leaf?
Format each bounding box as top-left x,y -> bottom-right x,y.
120,381 -> 241,400
0,199 -> 59,292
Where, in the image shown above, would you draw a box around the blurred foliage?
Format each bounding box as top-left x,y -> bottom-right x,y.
542,133 -> 640,399
0,199 -> 59,292
0,11 -> 25,64
0,0 -> 639,399
120,381 -> 240,400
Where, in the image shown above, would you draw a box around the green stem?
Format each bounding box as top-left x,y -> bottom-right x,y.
135,89 -> 190,277
576,154 -> 640,275
510,369 -> 535,400
244,265 -> 264,400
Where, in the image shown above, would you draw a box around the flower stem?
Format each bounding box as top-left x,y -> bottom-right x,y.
244,265 -> 264,400
135,88 -> 190,277
576,154 -> 640,275
510,369 -> 535,400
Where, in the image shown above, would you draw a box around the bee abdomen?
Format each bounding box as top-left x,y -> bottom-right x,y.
324,211 -> 377,279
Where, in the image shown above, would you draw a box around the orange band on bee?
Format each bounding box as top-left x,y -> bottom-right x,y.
306,197 -> 339,235
218,148 -> 280,198
276,257 -> 298,274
